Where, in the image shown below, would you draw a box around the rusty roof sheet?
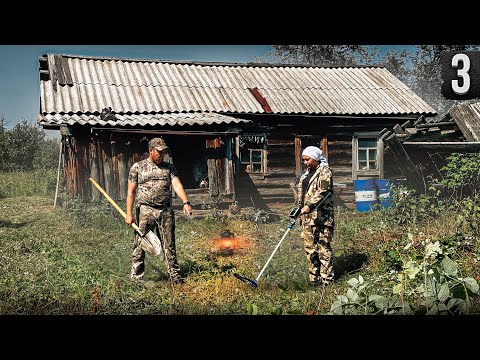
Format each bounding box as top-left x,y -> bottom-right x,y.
39,54 -> 437,122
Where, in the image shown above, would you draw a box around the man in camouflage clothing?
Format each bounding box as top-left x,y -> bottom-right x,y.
125,137 -> 193,284
297,146 -> 335,286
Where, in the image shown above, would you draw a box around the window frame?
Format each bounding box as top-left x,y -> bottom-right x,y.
239,133 -> 267,176
352,133 -> 383,180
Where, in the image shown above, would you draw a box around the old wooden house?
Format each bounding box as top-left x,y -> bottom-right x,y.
37,53 -> 438,212
378,99 -> 480,195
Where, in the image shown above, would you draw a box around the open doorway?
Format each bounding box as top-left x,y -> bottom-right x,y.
168,135 -> 208,189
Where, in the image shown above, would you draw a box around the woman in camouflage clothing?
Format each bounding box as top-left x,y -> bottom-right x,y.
297,146 -> 335,286
125,137 -> 192,284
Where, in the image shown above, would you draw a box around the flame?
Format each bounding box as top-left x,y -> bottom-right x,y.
211,236 -> 252,253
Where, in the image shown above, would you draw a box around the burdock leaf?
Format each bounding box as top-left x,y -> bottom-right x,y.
441,256 -> 458,277
463,277 -> 479,294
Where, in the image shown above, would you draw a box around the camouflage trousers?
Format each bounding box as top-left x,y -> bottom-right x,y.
300,224 -> 334,284
131,204 -> 182,282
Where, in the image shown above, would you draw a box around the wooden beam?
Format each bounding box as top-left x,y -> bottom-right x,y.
393,123 -> 405,134
449,105 -> 480,141
413,115 -> 426,126
295,136 -> 302,175
415,121 -> 457,129
380,130 -> 392,142
402,141 -> 480,152
89,139 -> 100,201
321,137 -> 328,160
384,134 -> 425,194
379,128 -> 389,136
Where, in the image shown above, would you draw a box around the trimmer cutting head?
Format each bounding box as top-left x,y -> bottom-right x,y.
233,273 -> 258,288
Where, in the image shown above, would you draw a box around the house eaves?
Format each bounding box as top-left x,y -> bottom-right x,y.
37,111 -> 251,129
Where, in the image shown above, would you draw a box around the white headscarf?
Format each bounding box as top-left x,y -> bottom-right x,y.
302,146 -> 328,165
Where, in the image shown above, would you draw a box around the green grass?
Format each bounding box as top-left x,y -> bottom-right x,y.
0,170 -> 57,198
0,180 -> 479,315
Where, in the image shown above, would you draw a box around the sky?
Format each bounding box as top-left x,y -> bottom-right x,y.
0,44 -> 413,139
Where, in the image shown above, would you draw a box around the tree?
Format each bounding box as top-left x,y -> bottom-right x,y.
33,137 -> 59,171
3,119 -> 58,171
0,115 -> 9,171
378,49 -> 411,85
409,45 -> 480,115
261,45 -> 376,66
7,119 -> 45,171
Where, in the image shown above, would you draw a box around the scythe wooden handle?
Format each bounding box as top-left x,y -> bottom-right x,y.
88,177 -> 143,234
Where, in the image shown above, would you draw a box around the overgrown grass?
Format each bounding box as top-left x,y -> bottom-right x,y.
0,177 -> 479,315
0,170 -> 57,198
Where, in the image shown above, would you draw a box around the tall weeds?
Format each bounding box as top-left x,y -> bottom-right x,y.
0,169 -> 57,198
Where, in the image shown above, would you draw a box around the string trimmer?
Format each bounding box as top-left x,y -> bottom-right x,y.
233,191 -> 331,288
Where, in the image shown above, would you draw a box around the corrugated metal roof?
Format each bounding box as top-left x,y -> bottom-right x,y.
38,53 -> 437,126
38,112 -> 251,128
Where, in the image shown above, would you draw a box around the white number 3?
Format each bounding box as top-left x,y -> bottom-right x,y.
451,53 -> 470,95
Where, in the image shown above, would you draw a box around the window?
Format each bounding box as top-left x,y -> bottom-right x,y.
241,148 -> 263,173
353,134 -> 382,179
239,134 -> 266,174
357,138 -> 378,170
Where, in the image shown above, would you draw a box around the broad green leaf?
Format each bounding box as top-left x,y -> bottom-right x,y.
405,263 -> 420,279
346,288 -> 359,302
438,302 -> 448,312
463,277 -> 480,294
330,300 -> 343,311
330,301 -> 347,314
437,282 -> 450,302
347,278 -> 359,287
357,284 -> 368,294
369,295 -> 386,308
440,256 -> 458,277
446,298 -> 459,310
426,304 -> 439,315
392,283 -> 403,294
368,294 -> 383,302
454,298 -> 467,314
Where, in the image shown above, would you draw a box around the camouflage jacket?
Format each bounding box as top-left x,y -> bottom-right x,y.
297,164 -> 334,227
128,159 -> 178,208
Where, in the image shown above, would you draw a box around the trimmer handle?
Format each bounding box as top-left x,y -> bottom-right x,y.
289,207 -> 302,218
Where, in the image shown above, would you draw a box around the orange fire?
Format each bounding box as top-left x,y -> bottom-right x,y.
211,232 -> 252,254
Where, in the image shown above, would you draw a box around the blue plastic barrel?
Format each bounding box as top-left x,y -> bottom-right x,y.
354,179 -> 378,212
375,179 -> 396,209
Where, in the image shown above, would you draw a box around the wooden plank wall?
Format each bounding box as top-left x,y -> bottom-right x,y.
328,136 -> 355,208
63,131 -> 236,204
64,132 -> 138,202
234,137 -> 296,209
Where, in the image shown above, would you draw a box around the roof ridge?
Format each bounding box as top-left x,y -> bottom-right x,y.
41,53 -> 385,69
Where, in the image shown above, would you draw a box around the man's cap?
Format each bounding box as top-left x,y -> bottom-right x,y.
148,137 -> 169,152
